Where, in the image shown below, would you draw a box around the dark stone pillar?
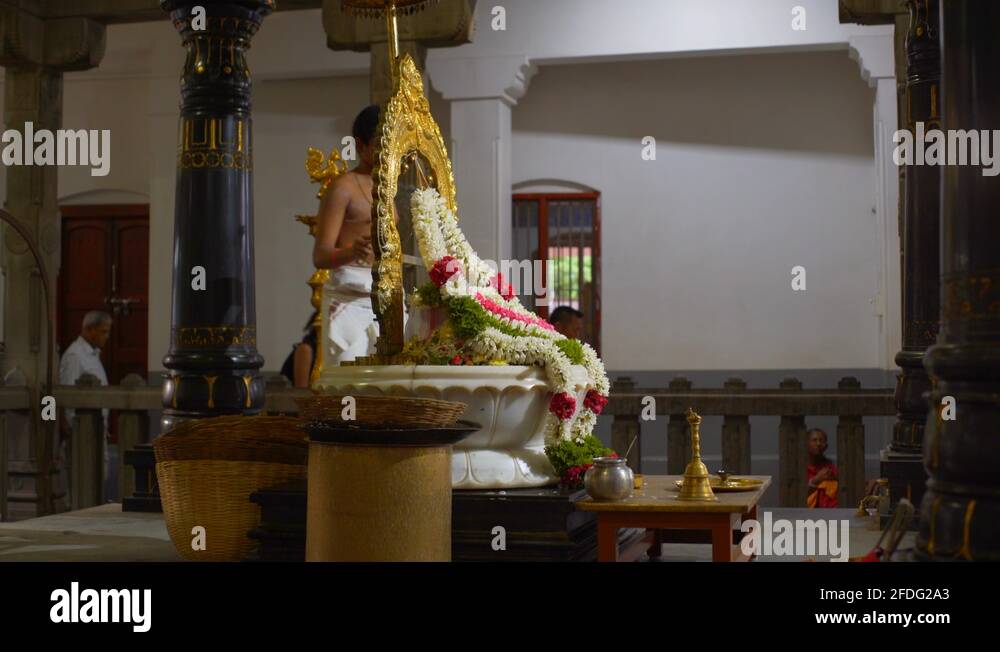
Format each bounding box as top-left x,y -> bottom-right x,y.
160,0 -> 272,430
881,0 -> 940,520
915,0 -> 1000,562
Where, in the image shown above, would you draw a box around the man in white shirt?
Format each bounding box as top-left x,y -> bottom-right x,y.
59,311 -> 113,502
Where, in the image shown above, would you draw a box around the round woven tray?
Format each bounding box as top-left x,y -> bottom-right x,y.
295,394 -> 467,428
154,415 -> 307,464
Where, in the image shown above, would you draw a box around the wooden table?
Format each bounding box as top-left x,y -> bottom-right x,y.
576,475 -> 772,562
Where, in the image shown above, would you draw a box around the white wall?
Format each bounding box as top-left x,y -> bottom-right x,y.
58,77 -> 150,202
513,51 -> 879,371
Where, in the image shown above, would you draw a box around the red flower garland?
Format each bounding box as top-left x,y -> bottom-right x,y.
549,392 -> 577,420
561,462 -> 593,489
584,389 -> 608,415
493,272 -> 515,301
430,256 -> 462,287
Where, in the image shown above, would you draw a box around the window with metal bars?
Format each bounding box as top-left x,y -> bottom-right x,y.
512,192 -> 601,353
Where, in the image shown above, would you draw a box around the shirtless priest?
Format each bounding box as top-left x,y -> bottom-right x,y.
312,105 -> 382,364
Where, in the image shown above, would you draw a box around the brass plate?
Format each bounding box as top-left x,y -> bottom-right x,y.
673,477 -> 764,493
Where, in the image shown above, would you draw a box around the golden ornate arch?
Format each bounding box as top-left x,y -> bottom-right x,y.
368,52 -> 457,360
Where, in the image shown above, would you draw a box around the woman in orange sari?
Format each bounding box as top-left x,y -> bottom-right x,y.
806,428 -> 839,508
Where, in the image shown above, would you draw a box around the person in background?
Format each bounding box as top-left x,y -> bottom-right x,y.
281,311 -> 319,388
548,306 -> 584,340
59,311 -> 113,503
806,427 -> 839,508
311,105 -> 382,364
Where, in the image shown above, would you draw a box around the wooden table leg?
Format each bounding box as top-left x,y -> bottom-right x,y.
647,529 -> 663,559
739,505 -> 758,560
711,517 -> 734,562
597,518 -> 619,562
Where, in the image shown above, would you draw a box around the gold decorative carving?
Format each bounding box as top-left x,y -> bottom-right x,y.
172,325 -> 257,348
342,0 -> 437,18
242,375 -> 253,408
298,141 -> 351,385
370,53 -> 457,359
204,375 -> 218,409
305,148 -> 348,199
942,270 -> 1000,320
179,117 -> 251,170
957,499 -> 976,561
905,318 -> 939,345
296,214 -> 333,387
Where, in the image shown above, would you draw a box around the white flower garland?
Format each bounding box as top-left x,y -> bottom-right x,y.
411,187 -> 610,445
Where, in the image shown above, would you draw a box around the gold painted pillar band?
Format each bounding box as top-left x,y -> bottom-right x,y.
306,442 -> 452,562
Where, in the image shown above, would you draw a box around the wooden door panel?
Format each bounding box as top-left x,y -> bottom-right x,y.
116,222 -> 148,303
59,206 -> 149,387
59,220 -> 110,363
111,219 -> 149,384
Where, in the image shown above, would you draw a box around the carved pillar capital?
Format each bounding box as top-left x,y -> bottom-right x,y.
0,8 -> 106,71
848,33 -> 895,87
429,54 -> 538,107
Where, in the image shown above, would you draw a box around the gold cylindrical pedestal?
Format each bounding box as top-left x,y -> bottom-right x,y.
306,441 -> 452,561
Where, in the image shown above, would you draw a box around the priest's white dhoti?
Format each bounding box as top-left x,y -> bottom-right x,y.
322,265 -> 379,364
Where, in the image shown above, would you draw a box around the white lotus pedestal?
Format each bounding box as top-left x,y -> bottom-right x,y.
317,364 -> 592,489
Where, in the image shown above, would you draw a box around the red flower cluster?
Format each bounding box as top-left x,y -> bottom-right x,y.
549,392 -> 577,420
430,256 -> 462,287
449,354 -> 475,366
561,463 -> 593,489
584,390 -> 608,415
493,272 -> 515,301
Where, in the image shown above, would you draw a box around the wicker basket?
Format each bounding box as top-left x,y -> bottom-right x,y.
157,459 -> 304,561
295,394 -> 467,428
153,415 -> 308,562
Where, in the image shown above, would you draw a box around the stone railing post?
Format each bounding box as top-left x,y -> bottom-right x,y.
721,377 -> 751,474
71,373 -> 104,510
116,374 -> 149,503
610,377 -> 640,472
778,377 -> 807,507
836,376 -> 866,509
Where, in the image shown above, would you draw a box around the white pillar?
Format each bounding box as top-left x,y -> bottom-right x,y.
428,55 -> 536,265
850,34 -> 900,372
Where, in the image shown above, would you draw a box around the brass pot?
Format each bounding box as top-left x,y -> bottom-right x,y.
584,457 -> 634,501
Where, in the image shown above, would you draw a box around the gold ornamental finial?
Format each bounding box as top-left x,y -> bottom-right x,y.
341,0 -> 437,17
341,0 -> 438,81
677,407 -> 718,502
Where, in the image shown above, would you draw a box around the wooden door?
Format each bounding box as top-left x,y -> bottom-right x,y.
58,205 -> 150,385
111,218 -> 150,381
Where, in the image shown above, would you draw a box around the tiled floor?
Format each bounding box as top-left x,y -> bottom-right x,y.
0,504 -> 915,562
0,503 -> 181,562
